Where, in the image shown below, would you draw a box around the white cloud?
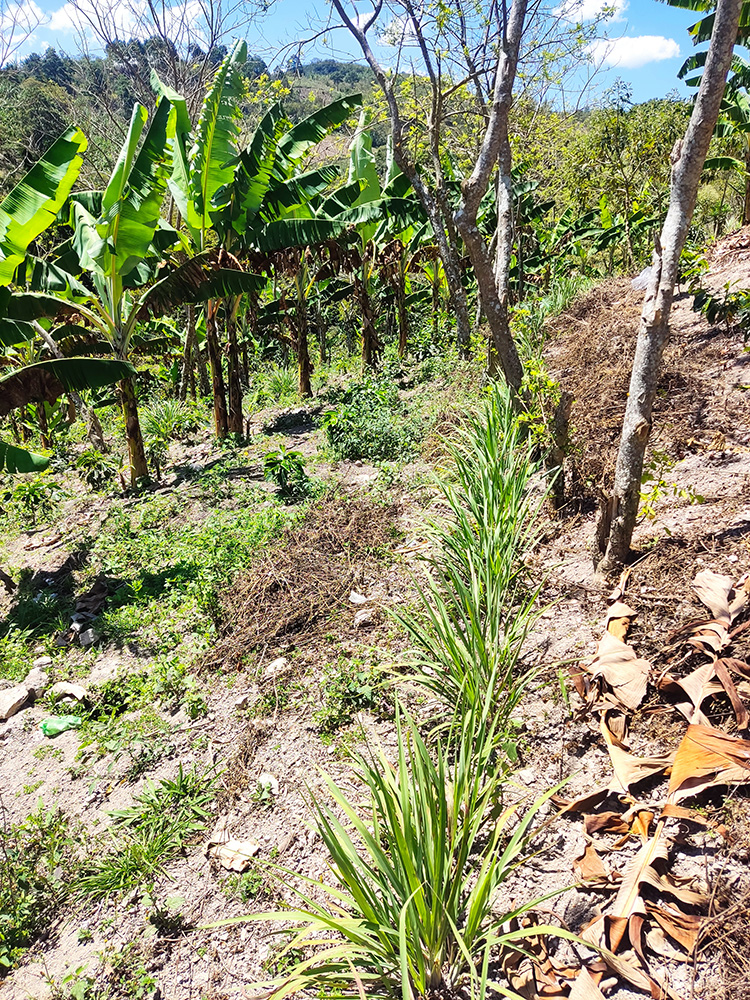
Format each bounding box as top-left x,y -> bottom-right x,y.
378,15 -> 417,46
586,34 -> 680,69
48,0 -> 209,44
555,0 -> 627,22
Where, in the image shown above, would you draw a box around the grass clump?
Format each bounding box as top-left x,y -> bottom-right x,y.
77,766 -> 215,900
395,381 -> 544,725
245,703 -> 566,1000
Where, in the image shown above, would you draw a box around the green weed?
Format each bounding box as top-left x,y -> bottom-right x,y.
322,376 -> 422,462
0,803 -> 81,972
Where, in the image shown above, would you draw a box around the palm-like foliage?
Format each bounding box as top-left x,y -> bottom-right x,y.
0,357 -> 135,472
0,127 -> 87,287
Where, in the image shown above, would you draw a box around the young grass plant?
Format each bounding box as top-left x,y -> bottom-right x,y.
238,700 -> 566,1000
394,381 -> 545,727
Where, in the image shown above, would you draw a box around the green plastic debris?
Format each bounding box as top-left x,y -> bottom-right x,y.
40,715 -> 82,737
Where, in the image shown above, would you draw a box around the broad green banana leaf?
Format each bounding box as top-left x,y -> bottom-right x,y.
0,287 -> 78,322
261,166 -> 340,218
137,254 -> 265,319
256,217 -> 348,253
16,256 -> 89,297
100,98 -> 174,279
213,105 -> 292,242
0,357 -> 136,417
0,127 -> 87,286
0,440 -> 51,473
0,319 -> 35,346
277,94 -> 362,164
190,39 -> 248,239
151,69 -> 202,246
347,112 -> 381,205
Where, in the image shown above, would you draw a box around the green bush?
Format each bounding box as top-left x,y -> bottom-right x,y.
322,377 -> 422,462
263,446 -> 313,503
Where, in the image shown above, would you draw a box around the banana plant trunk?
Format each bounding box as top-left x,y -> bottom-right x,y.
395,253 -> 409,357
226,300 -> 244,436
296,292 -> 313,398
205,300 -> 229,438
119,376 -> 149,484
359,268 -> 378,368
597,0 -> 743,571
744,144 -> 750,226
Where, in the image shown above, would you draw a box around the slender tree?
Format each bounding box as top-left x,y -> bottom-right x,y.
597,0 -> 744,571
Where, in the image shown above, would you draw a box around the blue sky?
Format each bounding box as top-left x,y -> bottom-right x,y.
2,0 -> 711,104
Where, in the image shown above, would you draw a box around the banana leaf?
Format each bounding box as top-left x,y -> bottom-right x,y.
190,40 -> 247,235
277,94 -> 362,164
0,127 -> 87,286
0,440 -> 50,473
0,357 -> 136,417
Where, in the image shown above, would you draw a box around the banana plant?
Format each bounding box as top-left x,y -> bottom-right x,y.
212,94 -> 364,398
154,41 -> 251,437
0,356 -> 135,473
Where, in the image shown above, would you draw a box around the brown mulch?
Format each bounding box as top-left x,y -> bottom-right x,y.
544,278 -> 730,501
201,495 -> 398,673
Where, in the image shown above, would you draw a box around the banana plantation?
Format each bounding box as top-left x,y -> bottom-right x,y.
3,1 -> 750,998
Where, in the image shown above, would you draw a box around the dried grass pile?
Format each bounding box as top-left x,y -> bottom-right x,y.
545,278 -> 712,499
202,495 -> 397,671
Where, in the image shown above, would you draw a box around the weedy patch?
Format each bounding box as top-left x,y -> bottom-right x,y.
0,802 -> 82,972
76,766 -> 216,900
203,494 -> 398,672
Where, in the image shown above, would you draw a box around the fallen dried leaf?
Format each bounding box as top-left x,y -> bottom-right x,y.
568,969 -> 607,1000
584,630 -> 650,711
668,724 -> 750,802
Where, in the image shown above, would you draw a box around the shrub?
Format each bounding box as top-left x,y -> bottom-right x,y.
322,377 -> 422,462
263,446 -> 312,502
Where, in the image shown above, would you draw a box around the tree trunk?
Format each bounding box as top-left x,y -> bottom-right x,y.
205,301 -> 229,438
226,303 -> 244,435
454,0 -> 528,391
119,376 -> 149,485
359,277 -> 379,368
197,343 -> 210,397
180,304 -> 197,402
744,144 -> 750,226
36,403 -> 50,449
297,303 -> 313,398
597,0 -> 743,572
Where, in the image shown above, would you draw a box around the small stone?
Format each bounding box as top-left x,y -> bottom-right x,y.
257,772 -> 279,797
51,681 -> 89,704
78,628 -> 100,647
263,657 -> 289,681
32,655 -> 52,669
349,591 -> 368,605
728,555 -> 739,563
0,685 -> 31,721
23,668 -> 50,700
516,768 -> 536,785
353,608 -> 374,628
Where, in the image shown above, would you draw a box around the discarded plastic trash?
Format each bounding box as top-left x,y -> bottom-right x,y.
40,715 -> 83,737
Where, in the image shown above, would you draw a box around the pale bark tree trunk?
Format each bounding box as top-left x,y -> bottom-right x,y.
597,0 -> 743,572
454,0 -> 527,391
